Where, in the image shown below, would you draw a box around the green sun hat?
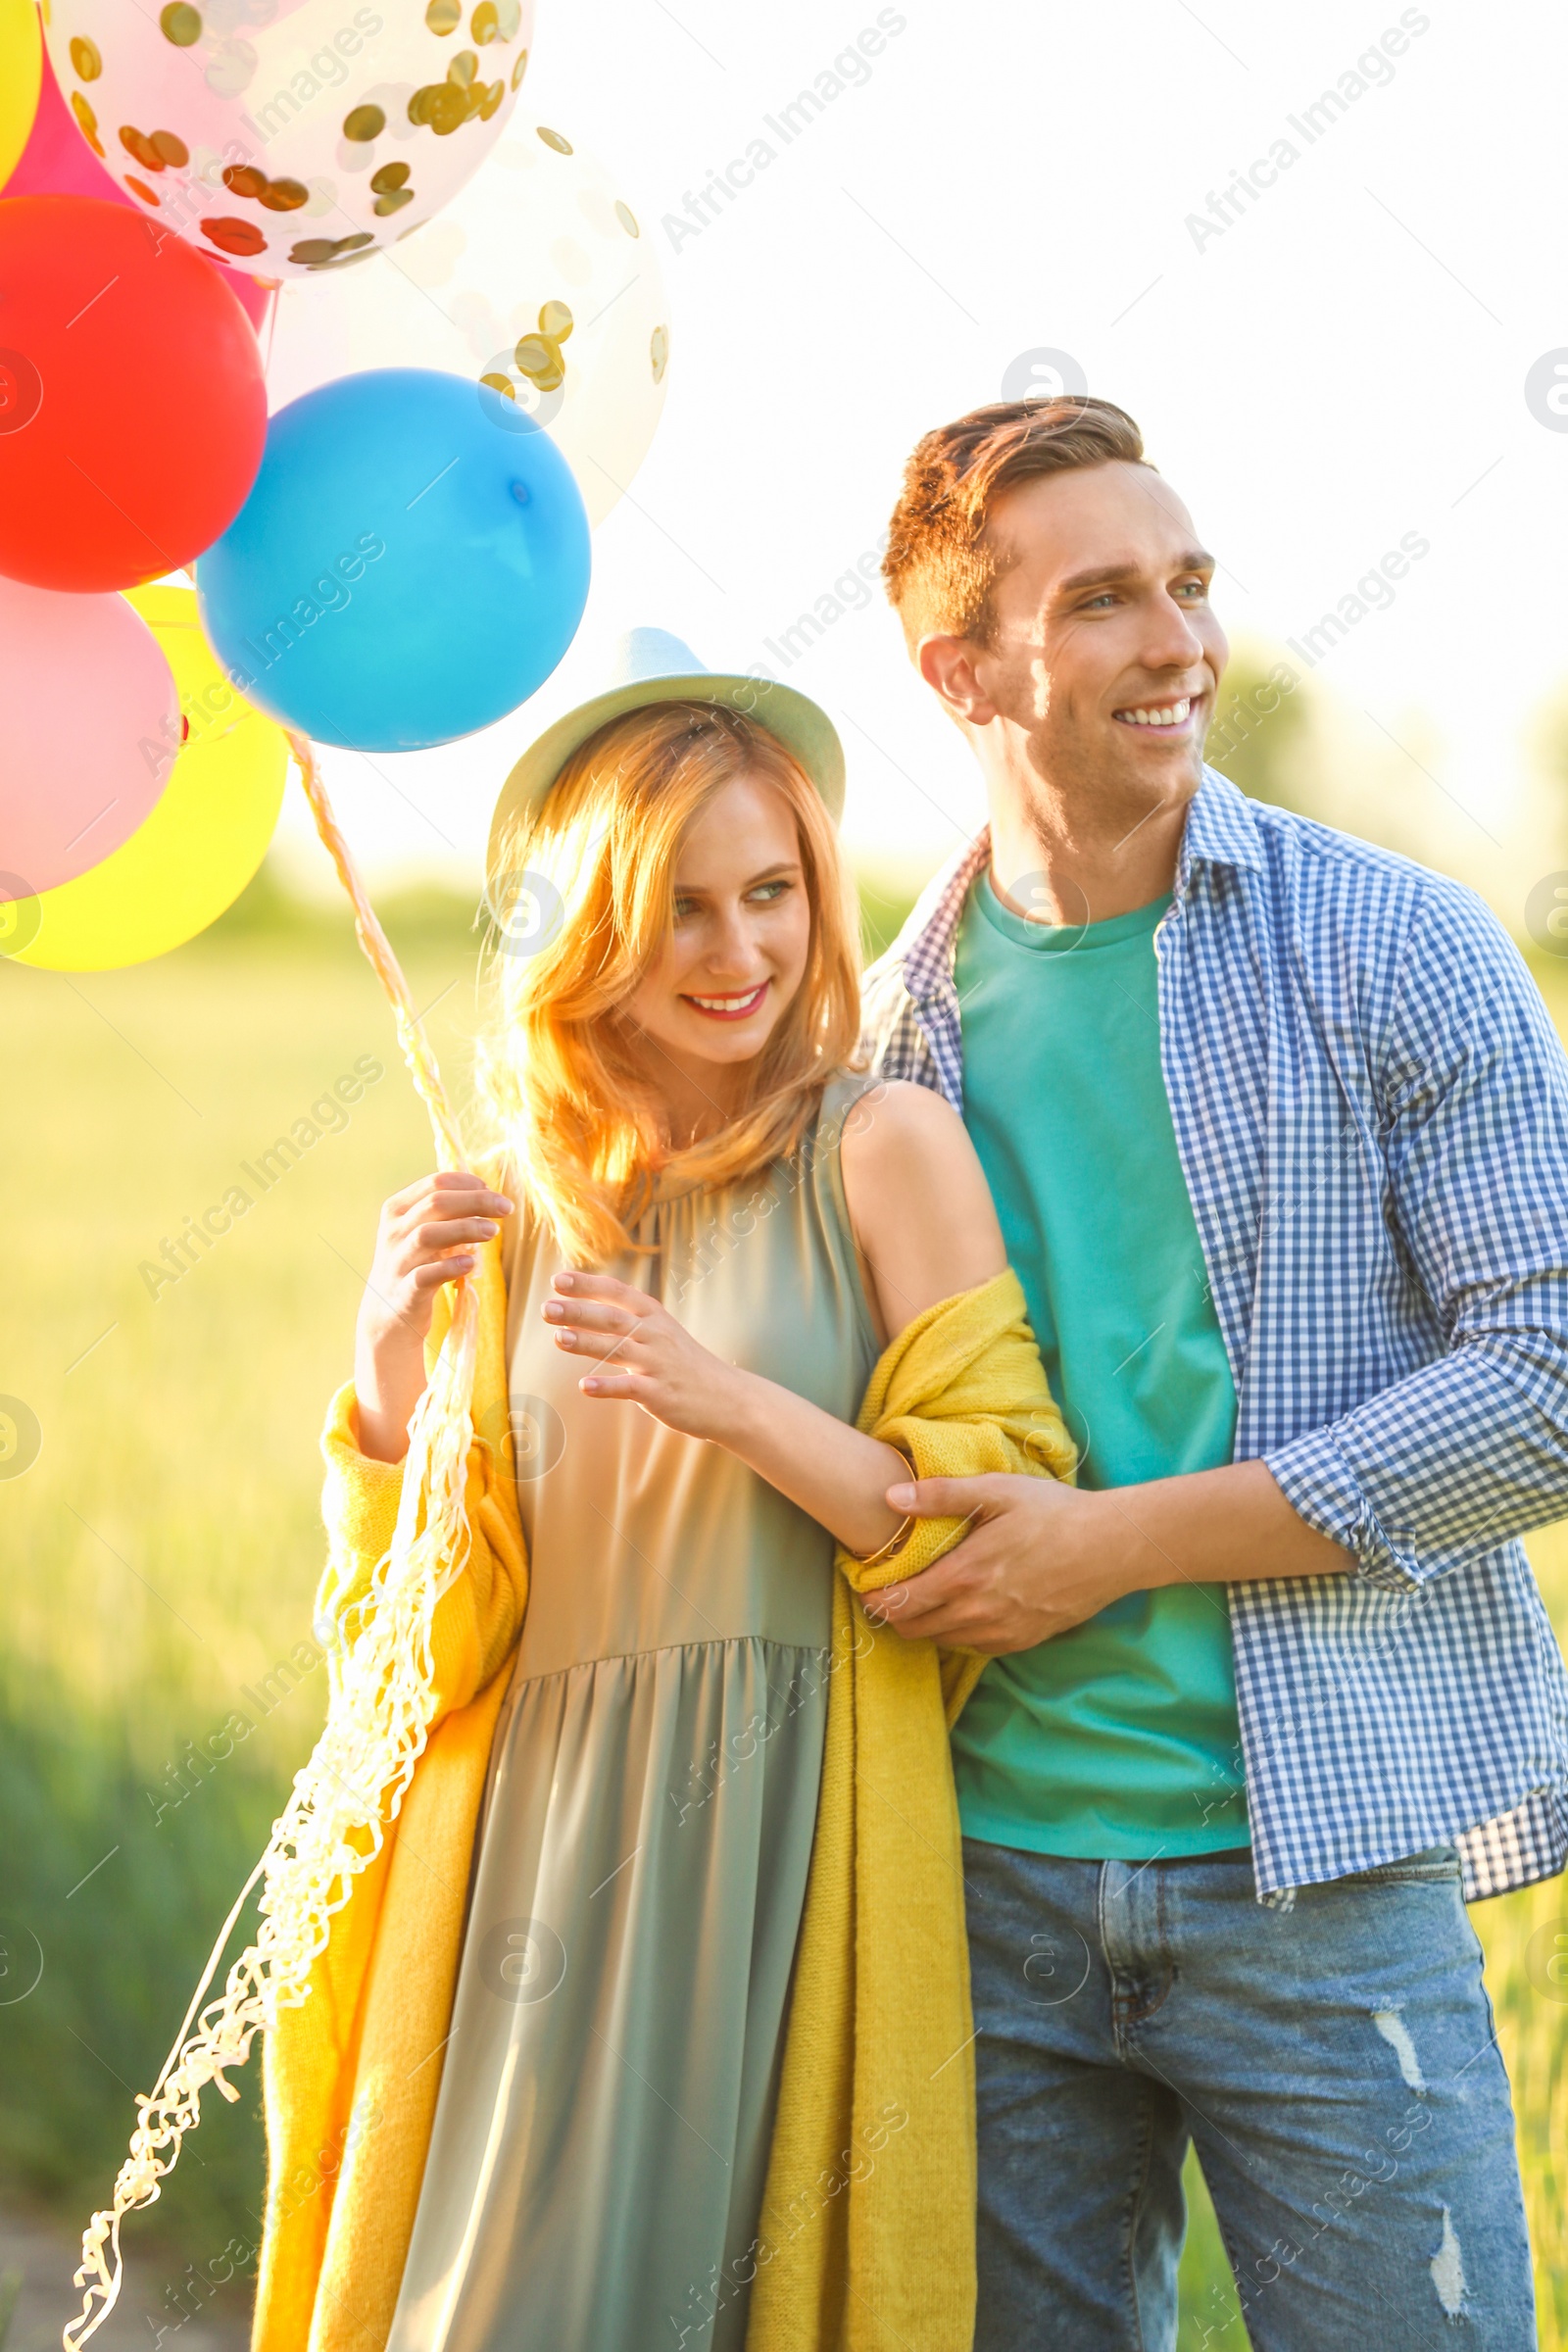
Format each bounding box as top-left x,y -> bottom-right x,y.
486,628 -> 846,886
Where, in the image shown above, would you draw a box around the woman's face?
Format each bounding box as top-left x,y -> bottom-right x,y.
620,772 -> 812,1087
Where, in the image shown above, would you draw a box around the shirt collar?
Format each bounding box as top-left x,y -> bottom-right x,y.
898,828 -> 990,1005
894,768 -> 1264,995
1178,766 -> 1266,888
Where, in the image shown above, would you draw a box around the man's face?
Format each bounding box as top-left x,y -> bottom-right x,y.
954,460 -> 1228,811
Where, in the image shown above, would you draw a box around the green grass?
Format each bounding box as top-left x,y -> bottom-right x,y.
1178,2148 -> 1245,2350
3,884 -> 1566,2343
0,893 -> 478,2303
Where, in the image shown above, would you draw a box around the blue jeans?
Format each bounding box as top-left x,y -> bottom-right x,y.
964,1838 -> 1537,2349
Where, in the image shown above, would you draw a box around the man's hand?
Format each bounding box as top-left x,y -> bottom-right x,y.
866,1475 -> 1131,1652
868,1458 -> 1350,1652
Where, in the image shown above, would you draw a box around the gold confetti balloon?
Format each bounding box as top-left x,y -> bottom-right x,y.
264,119 -> 668,521
42,0 -> 534,280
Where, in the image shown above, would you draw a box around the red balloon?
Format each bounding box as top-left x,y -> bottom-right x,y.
0,45 -> 273,334
0,195 -> 268,592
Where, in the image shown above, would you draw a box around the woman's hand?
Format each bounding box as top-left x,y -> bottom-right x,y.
544,1271 -> 745,1444
545,1272 -> 912,1553
354,1170 -> 514,1463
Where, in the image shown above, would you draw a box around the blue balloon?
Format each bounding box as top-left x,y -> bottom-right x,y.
195,368 -> 592,753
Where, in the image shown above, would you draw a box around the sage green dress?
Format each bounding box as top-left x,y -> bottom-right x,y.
386,1078 -> 878,2352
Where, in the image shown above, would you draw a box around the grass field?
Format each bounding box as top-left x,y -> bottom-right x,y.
2,872 -> 1565,2347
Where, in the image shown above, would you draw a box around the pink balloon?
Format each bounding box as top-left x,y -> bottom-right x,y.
0,45 -> 272,332
0,577 -> 181,900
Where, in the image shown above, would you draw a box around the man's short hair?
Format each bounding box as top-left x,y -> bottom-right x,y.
881,395 -> 1149,652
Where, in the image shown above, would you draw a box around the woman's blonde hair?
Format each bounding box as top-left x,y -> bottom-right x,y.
475,699 -> 861,1265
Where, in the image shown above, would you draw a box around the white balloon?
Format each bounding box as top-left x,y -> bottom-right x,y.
44,0 -> 535,281
264,119 -> 669,521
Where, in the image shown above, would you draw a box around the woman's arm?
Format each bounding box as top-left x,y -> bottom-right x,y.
354,1168 -> 514,1463
835,1079 -> 1006,1346
544,1083 -> 1005,1554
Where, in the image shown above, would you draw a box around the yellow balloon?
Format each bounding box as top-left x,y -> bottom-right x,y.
0,0 -> 42,189
3,585 -> 289,971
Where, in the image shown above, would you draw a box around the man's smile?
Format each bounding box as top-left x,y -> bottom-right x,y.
1112,694 -> 1198,735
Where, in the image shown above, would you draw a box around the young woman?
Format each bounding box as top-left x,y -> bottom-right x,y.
255,638 -> 1068,2352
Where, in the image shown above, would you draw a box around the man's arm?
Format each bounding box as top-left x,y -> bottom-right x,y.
866,1458 -> 1348,1651
1260,881 -> 1568,1593
871,878 -> 1568,1653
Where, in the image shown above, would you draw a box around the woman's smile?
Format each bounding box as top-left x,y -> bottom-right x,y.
680,980 -> 771,1020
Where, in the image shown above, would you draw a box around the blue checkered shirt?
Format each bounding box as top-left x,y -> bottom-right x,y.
861,769 -> 1568,1901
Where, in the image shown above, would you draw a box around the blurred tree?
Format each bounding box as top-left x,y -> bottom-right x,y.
1203,642 -> 1317,813
1530,682 -> 1568,792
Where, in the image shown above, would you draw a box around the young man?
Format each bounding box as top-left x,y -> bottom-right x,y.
859,395 -> 1568,2349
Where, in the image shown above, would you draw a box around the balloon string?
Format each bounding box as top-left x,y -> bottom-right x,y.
286,731 -> 466,1170
64,736 -> 481,2350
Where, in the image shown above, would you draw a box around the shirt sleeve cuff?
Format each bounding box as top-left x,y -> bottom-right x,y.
1265,1427 -> 1425,1594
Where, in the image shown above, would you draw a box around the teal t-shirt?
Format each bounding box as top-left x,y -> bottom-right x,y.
950,872 -> 1249,1855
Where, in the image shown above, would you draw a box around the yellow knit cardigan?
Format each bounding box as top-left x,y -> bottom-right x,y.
252,1238 -> 1073,2352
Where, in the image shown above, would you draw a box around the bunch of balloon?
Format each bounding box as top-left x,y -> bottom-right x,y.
0,0 -> 281,964
0,0 -> 671,978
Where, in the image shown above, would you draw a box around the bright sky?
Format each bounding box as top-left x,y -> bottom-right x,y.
272,0 -> 1568,916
